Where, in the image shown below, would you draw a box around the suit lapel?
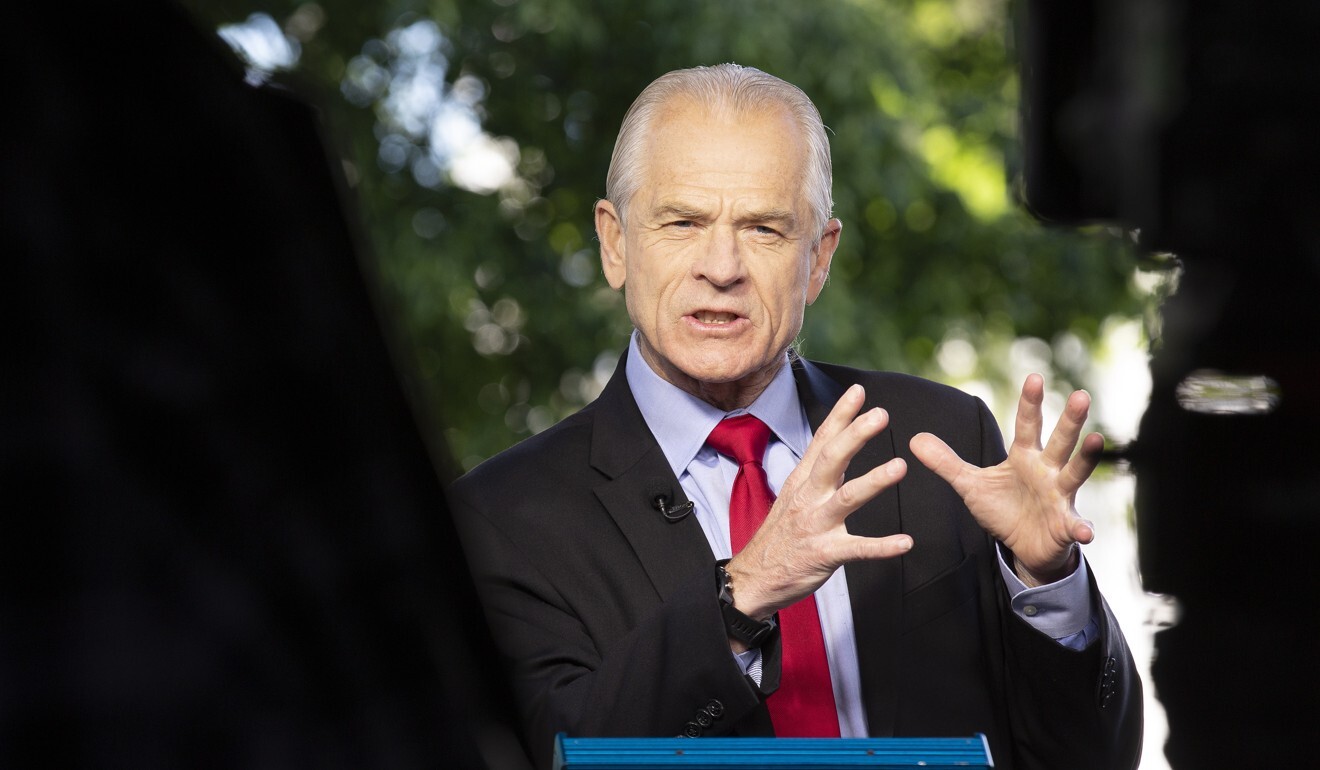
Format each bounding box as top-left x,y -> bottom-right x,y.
794,358 -> 903,738
590,356 -> 715,603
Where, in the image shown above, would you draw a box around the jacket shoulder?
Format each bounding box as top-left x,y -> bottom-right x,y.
449,403 -> 598,503
807,360 -> 982,409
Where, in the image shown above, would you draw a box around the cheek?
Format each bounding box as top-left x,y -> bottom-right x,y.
623,277 -> 666,328
628,262 -> 685,303
765,268 -> 813,318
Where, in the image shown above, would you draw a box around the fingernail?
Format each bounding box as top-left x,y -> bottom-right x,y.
897,536 -> 913,551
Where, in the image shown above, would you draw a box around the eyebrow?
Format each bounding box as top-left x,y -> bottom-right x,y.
649,203 -> 800,230
650,203 -> 708,221
739,208 -> 799,228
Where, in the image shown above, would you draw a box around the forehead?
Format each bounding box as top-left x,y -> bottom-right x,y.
635,98 -> 810,215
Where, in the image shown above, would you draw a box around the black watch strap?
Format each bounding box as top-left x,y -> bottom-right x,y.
715,560 -> 775,648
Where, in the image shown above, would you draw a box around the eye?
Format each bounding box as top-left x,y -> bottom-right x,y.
666,220 -> 695,228
753,225 -> 781,236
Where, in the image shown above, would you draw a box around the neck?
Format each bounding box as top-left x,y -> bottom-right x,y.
637,341 -> 786,412
691,371 -> 779,411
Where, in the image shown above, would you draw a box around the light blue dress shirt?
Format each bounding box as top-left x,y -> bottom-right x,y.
624,334 -> 1097,737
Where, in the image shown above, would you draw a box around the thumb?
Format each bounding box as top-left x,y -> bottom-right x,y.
910,432 -> 970,491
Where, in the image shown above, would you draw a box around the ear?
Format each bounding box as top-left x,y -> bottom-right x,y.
806,218 -> 842,305
595,199 -> 627,290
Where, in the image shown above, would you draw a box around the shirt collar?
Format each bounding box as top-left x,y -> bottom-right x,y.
626,331 -> 811,479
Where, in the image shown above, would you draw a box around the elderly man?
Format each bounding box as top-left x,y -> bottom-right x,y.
450,64 -> 1142,769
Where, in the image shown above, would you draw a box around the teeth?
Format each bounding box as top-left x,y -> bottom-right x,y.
696,311 -> 736,324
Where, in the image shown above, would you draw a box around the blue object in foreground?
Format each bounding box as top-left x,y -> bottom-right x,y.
553,735 -> 994,769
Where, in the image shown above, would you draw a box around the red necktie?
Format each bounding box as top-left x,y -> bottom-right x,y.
706,415 -> 841,737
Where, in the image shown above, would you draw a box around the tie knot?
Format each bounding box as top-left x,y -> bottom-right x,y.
706,415 -> 772,466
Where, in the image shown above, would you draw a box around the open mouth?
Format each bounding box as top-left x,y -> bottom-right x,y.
692,310 -> 738,324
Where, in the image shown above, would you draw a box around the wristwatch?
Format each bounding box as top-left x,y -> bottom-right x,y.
715,559 -> 776,648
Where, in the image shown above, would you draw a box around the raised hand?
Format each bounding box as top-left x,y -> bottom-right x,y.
725,384 -> 912,622
909,374 -> 1103,586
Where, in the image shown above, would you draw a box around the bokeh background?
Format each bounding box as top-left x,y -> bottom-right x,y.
185,1 -> 1175,766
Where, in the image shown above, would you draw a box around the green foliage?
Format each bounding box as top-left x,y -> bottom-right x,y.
182,0 -> 1147,472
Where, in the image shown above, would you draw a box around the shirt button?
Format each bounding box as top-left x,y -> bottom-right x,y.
1023,605 -> 1038,617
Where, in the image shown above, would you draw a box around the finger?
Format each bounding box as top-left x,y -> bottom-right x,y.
909,432 -> 974,497
800,384 -> 867,470
1059,431 -> 1104,494
784,385 -> 868,496
1042,389 -> 1092,468
835,532 -> 914,564
806,406 -> 890,493
822,457 -> 906,521
1011,374 -> 1046,451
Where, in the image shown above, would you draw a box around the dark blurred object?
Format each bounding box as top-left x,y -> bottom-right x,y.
1021,0 -> 1320,766
0,2 -> 524,767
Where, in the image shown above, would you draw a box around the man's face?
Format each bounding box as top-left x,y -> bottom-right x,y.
596,99 -> 840,407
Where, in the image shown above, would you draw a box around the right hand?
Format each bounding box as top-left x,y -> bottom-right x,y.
724,383 -> 912,624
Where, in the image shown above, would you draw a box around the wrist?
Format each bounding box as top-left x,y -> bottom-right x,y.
721,557 -> 774,621
715,559 -> 775,650
1013,545 -> 1079,588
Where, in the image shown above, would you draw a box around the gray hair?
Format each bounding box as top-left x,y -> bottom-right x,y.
604,64 -> 834,233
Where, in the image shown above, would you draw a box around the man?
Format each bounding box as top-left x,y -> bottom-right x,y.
450,64 -> 1142,769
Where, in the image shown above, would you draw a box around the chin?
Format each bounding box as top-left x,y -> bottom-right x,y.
678,358 -> 767,387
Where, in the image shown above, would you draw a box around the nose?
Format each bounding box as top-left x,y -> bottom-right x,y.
691,225 -> 744,287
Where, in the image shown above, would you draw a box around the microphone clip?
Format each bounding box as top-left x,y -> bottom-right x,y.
653,494 -> 694,523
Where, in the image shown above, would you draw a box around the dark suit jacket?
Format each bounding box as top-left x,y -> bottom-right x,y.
450,356 -> 1142,769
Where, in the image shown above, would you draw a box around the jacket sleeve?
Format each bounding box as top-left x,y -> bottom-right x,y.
448,487 -> 777,770
973,399 -> 1144,770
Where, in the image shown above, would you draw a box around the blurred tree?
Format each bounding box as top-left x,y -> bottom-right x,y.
181,0 -> 1147,472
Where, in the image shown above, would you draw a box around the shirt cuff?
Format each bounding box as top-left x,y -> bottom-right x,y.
997,545 -> 1095,641
734,647 -> 763,686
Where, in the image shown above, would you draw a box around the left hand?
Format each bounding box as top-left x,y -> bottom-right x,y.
909,373 -> 1103,586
